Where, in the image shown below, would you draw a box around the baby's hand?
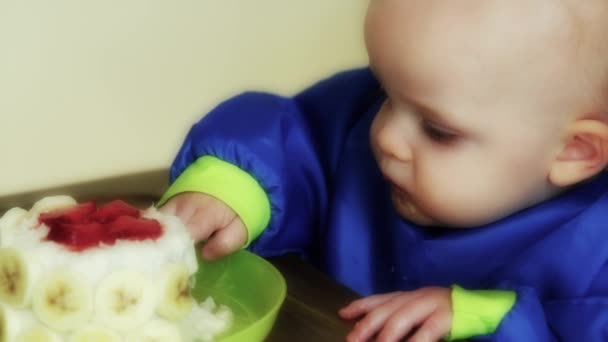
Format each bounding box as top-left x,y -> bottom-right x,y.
160,192 -> 247,261
339,287 -> 452,342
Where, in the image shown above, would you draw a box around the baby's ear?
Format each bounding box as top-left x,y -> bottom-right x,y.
549,118 -> 608,187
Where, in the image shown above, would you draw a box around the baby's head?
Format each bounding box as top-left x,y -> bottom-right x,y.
365,0 -> 608,227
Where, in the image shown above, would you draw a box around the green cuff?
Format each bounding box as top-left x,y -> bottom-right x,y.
158,156 -> 271,247
446,285 -> 516,341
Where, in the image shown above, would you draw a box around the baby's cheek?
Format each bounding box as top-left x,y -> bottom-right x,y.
417,171 -> 507,227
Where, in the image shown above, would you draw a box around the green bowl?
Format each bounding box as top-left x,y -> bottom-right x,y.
191,250 -> 287,342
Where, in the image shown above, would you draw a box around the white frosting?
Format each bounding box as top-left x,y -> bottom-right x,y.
7,206 -> 198,286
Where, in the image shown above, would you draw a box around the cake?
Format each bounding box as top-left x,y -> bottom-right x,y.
0,196 -> 232,342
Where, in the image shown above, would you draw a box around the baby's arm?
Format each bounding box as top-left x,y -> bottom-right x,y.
341,281 -> 608,341
339,286 -> 515,341
160,68 -> 381,258
339,287 -> 453,341
158,154 -> 270,260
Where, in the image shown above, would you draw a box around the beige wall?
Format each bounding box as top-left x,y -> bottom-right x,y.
0,0 -> 368,197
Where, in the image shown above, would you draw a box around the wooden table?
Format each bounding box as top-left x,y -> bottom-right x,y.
0,170 -> 359,341
267,254 -> 358,341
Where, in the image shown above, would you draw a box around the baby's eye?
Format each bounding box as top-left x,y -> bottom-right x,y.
421,119 -> 459,144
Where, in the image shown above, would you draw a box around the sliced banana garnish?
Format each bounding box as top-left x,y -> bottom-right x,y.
68,324 -> 122,342
156,263 -> 194,321
15,324 -> 63,342
32,269 -> 93,332
125,318 -> 182,342
0,303 -> 37,342
0,247 -> 39,308
94,270 -> 156,331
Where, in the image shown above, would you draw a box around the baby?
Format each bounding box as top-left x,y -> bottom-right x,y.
160,0 -> 608,341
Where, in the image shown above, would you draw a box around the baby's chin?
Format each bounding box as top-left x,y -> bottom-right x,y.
391,188 -> 489,228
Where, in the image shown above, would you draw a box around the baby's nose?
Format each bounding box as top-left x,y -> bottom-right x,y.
377,127 -> 413,163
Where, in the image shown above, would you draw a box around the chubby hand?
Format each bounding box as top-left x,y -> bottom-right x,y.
160,192 -> 247,260
339,287 -> 452,342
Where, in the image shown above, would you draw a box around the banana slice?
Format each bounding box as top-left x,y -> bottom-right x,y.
30,195 -> 77,215
68,325 -> 122,342
0,247 -> 40,308
0,303 -> 37,342
125,318 -> 182,342
94,270 -> 156,331
15,325 -> 63,342
156,263 -> 194,321
32,269 -> 94,332
0,207 -> 29,247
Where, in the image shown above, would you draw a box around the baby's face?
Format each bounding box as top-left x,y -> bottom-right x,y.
366,0 -> 588,227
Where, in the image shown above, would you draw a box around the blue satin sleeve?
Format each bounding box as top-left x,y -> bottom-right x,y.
168,68 -> 381,259
474,282 -> 608,341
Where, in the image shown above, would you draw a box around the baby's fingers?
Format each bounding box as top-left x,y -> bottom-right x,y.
186,208 -> 222,242
339,292 -> 403,319
159,195 -> 198,221
376,296 -> 443,342
158,198 -> 178,216
406,310 -> 451,342
200,217 -> 247,261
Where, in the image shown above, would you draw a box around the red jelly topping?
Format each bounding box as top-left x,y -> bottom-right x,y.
39,200 -> 162,251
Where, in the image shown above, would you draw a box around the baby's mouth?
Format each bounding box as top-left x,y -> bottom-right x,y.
390,187 -> 433,225
390,186 -> 413,209
382,173 -> 426,221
